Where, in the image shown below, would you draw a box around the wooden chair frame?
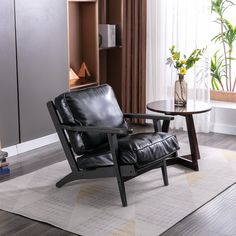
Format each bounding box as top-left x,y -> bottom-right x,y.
47,101 -> 175,207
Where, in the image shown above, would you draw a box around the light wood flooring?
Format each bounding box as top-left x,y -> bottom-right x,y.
0,125 -> 235,236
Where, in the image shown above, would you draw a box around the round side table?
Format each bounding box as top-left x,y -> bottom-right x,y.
147,100 -> 212,171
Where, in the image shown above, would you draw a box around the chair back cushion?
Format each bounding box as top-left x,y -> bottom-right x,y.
55,84 -> 128,154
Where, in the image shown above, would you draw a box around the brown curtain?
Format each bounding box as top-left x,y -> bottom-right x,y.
122,0 -> 147,115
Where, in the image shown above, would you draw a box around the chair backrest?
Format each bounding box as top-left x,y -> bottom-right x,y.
55,84 -> 128,155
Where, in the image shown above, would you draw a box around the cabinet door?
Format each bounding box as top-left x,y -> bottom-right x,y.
0,0 -> 19,147
15,0 -> 69,142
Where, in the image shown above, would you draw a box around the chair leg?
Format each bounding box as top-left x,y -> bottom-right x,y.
108,133 -> 128,207
116,176 -> 127,207
161,159 -> 169,186
56,172 -> 77,188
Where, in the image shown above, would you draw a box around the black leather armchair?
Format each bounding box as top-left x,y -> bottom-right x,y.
47,84 -> 179,207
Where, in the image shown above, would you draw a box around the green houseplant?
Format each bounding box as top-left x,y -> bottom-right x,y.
211,0 -> 236,101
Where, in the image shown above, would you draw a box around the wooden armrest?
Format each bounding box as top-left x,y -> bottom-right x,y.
61,124 -> 132,135
124,113 -> 174,121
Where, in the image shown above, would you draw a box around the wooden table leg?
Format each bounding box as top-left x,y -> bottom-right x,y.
166,114 -> 200,171
162,120 -> 170,132
184,114 -> 200,171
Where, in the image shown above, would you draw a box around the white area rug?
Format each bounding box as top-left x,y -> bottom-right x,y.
0,145 -> 236,236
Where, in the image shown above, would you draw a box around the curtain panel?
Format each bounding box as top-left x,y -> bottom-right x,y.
122,0 -> 147,115
146,0 -> 211,132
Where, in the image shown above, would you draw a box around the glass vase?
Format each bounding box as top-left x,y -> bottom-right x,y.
174,74 -> 187,107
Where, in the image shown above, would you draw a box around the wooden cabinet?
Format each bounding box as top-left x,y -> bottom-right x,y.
68,0 -> 125,108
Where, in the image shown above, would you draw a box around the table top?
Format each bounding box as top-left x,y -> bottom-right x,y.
147,100 -> 212,116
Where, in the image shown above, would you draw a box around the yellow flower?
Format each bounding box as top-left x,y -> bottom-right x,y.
179,67 -> 187,75
181,60 -> 186,65
172,53 -> 178,60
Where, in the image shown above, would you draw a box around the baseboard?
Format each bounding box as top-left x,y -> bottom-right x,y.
2,145 -> 18,157
210,123 -> 236,136
2,133 -> 59,157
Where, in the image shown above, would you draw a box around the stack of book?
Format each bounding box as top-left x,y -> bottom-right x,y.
0,151 -> 10,175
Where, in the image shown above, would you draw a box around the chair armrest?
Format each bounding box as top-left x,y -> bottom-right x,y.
124,113 -> 173,133
123,113 -> 174,121
60,124 -> 132,135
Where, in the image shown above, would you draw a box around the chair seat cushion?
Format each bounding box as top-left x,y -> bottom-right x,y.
118,132 -> 179,167
77,132 -> 179,170
77,151 -> 114,170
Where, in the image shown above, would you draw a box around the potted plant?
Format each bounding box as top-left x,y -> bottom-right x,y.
166,46 -> 205,106
211,0 -> 236,102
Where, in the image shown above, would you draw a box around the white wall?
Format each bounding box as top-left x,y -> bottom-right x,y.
210,102 -> 236,136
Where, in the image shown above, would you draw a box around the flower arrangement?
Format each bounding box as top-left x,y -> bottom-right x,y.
166,45 -> 205,76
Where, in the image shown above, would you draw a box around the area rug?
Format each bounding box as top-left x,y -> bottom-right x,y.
0,145 -> 236,236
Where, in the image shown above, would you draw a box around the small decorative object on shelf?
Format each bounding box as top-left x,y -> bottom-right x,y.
78,62 -> 91,80
69,68 -> 80,86
99,24 -> 116,48
69,63 -> 91,88
166,45 -> 205,107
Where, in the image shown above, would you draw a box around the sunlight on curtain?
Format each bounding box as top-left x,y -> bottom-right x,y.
146,0 -> 211,132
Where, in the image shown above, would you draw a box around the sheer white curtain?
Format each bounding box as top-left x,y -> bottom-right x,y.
146,0 -> 211,132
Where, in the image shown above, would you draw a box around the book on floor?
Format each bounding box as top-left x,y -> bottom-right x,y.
0,151 -> 9,175
0,167 -> 10,175
0,162 -> 9,168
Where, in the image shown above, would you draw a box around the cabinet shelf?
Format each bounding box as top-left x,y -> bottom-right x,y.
99,45 -> 122,51
68,0 -> 99,91
68,0 -> 124,103
70,82 -> 98,90
68,0 -> 96,2
98,0 -> 124,106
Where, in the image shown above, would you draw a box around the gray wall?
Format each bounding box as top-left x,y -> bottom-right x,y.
0,0 -> 19,147
0,0 -> 69,147
15,0 -> 69,142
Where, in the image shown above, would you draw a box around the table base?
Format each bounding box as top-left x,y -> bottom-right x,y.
166,156 -> 199,171
147,100 -> 212,172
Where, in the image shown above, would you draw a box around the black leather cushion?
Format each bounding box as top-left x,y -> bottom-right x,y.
118,132 -> 179,167
77,132 -> 179,169
77,150 -> 114,169
55,84 -> 128,155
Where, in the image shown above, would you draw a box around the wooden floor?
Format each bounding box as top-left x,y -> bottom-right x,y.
0,142 -> 77,236
161,184 -> 236,236
0,126 -> 235,236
